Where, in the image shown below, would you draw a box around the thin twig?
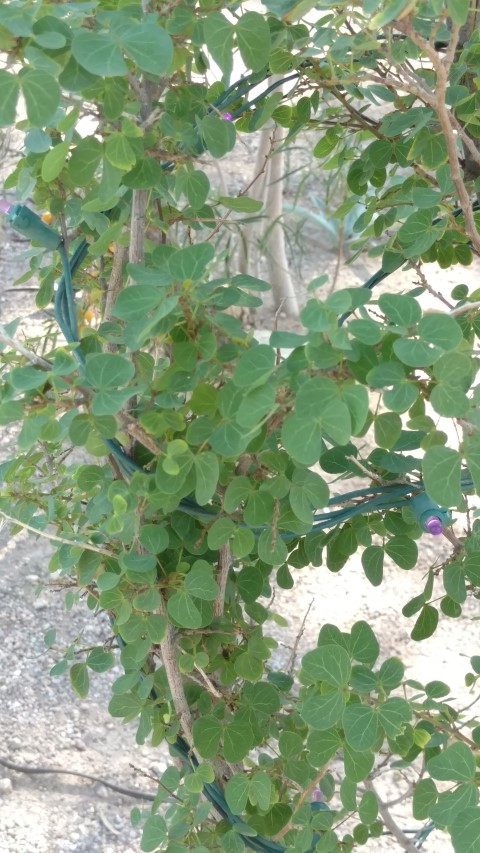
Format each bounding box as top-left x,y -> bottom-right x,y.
0,511 -> 113,556
451,300 -> 480,317
213,543 -> 231,618
365,779 -> 418,853
287,598 -> 314,675
0,328 -> 51,369
411,262 -> 454,310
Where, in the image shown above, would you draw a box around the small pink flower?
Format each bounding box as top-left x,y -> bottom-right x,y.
222,112 -> 233,121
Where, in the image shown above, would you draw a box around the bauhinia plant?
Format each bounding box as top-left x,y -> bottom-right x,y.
2,1 -> 480,850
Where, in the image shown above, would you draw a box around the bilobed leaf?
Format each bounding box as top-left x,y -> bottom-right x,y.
358,790 -> 378,825
200,114 -> 236,158
218,195 -> 263,213
20,69 -> 60,127
194,452 -> 219,505
257,529 -> 288,566
430,384 -> 470,417
413,778 -> 438,820
105,133 -> 136,171
428,743 -> 476,782
233,344 -> 276,389
111,286 -> 164,321
236,12 -> 271,72
225,774 -> 250,815
423,445 -> 463,507
169,244 -> 215,281
377,697 -> 411,738
411,604 -> 438,641
343,704 -> 378,751
350,621 -> 380,666
418,313 -> 463,351
429,785 -> 478,829
443,563 -> 467,604
223,720 -> 253,762
307,729 -> 342,767
72,31 -> 127,76
69,662 -> 89,699
178,169 -> 210,210
361,545 -> 384,587
250,772 -> 272,811
384,536 -> 418,570
393,338 -> 443,368
69,138 -> 103,186
302,645 -> 351,687
343,745 -> 374,783
167,591 -> 202,628
301,690 -> 346,730
204,11 -> 234,78
41,141 -> 69,182
451,807 -> 480,853
192,715 -> 222,758
85,353 -> 135,389
122,18 -> 173,75
184,561 -> 219,601
379,293 -> 421,327
0,70 -> 19,127
447,0 -> 470,25
141,815 -> 167,852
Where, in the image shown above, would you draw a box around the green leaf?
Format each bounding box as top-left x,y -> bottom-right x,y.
69,662 -> 89,699
307,729 -> 342,767
225,775 -> 250,815
20,69 -> 60,127
447,0 -> 470,25
428,743 -> 476,782
384,536 -> 418,570
377,657 -> 404,690
250,772 -> 272,811
236,385 -> 276,429
430,384 -> 470,418
233,344 -> 275,389
423,445 -> 463,507
358,790 -> 378,825
141,815 -> 167,852
374,412 -> 402,450
282,414 -> 322,465
111,285 -> 164,321
343,704 -> 378,751
204,11 -> 234,77
192,715 -> 222,758
242,682 -> 280,716
430,785 -> 478,829
378,293 -> 421,327
184,561 -> 219,601
105,133 -> 137,171
302,645 -> 351,687
464,436 -> 480,499
418,314 -> 463,351
69,138 -> 103,186
451,807 -> 480,853
41,141 -> 69,183
234,652 -> 264,682
85,353 -> 135,389
200,115 -> 236,158
377,697 -> 411,738
343,745 -> 374,783
236,12 -> 271,72
350,621 -> 380,666
223,720 -> 253,762
361,546 -> 384,587
443,563 -> 467,604
194,452 -> 219,505
72,31 -> 127,77
218,195 -> 263,213
122,18 -> 173,75
413,778 -> 438,820
178,168 -> 210,210
301,690 -> 346,730
411,604 -> 439,641
393,338 -> 443,368
257,529 -> 288,566
167,591 -> 202,628
0,70 -> 19,127
169,244 -> 215,281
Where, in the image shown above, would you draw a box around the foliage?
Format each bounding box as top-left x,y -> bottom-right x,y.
2,0 -> 480,851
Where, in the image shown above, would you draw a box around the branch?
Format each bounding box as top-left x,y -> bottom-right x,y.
0,511 -> 114,556
364,779 -> 418,853
213,543 -> 231,618
0,327 -> 51,369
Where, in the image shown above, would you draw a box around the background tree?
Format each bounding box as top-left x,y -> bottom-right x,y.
1,1 -> 480,851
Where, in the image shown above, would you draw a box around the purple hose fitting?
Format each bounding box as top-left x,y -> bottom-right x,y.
0,199 -> 11,215
425,516 -> 443,536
